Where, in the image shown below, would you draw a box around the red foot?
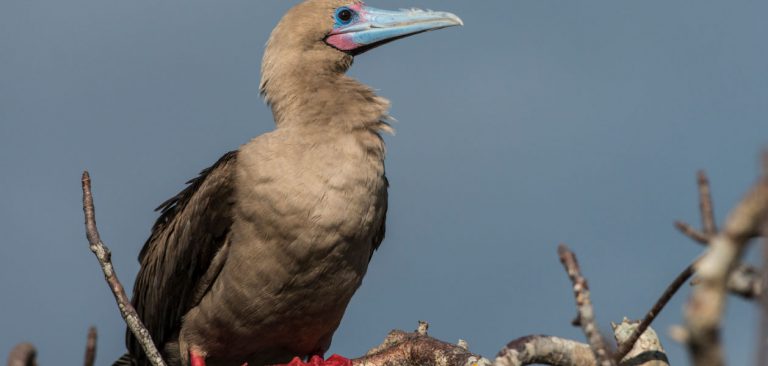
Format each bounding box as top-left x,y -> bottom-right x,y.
190,350 -> 206,366
323,355 -> 353,366
274,355 -> 352,366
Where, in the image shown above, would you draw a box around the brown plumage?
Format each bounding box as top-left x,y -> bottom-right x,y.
115,1 -> 461,366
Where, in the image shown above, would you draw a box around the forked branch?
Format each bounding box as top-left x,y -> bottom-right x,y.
684,161 -> 768,366
558,245 -> 615,366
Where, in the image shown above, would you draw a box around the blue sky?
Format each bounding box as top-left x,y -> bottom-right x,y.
1,0 -> 766,365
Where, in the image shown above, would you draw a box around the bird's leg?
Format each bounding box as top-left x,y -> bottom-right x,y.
189,349 -> 207,366
271,354 -> 351,366
321,355 -> 352,366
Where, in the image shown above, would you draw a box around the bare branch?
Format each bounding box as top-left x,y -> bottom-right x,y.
697,171 -> 717,236
691,264 -> 763,299
353,329 -> 490,366
614,261 -> 697,363
496,323 -> 668,366
674,171 -> 720,246
84,327 -> 97,366
6,343 -> 36,366
684,167 -> 768,366
495,335 -> 595,366
81,172 -> 167,366
558,245 -> 615,366
675,221 -> 709,245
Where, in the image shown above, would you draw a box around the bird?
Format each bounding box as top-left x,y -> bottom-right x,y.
114,1 -> 462,366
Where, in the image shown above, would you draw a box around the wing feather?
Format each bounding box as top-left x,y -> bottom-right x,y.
370,176 -> 388,261
127,151 -> 238,364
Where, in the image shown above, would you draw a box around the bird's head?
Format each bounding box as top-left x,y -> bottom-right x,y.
323,2 -> 463,56
261,0 -> 461,86
260,0 -> 461,126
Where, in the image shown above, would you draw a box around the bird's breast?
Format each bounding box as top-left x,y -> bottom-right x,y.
182,131 -> 387,361
236,130 -> 387,249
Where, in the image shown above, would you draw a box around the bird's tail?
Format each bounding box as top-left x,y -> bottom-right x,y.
112,353 -> 138,366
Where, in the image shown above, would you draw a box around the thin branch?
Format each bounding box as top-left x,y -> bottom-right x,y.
84,327 -> 97,366
558,245 -> 615,366
613,260 -> 697,363
684,167 -> 768,366
675,221 -> 709,245
697,171 -> 717,236
6,343 -> 36,366
674,171 -> 719,246
81,172 -> 167,366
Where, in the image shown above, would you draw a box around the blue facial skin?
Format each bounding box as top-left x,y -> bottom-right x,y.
330,5 -> 463,48
333,7 -> 359,28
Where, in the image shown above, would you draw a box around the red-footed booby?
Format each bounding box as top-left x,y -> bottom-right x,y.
114,1 -> 461,366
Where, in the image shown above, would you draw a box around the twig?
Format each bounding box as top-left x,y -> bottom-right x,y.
84,327 -> 97,366
674,171 -> 719,246
613,261 -> 697,363
558,245 -> 615,366
81,172 -> 167,366
684,166 -> 768,366
674,221 -> 709,245
6,343 -> 36,366
697,171 -> 717,236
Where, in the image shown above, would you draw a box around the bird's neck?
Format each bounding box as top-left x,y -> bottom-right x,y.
261,69 -> 392,135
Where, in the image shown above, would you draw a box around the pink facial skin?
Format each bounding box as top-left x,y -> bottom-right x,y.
325,34 -> 357,51
325,3 -> 368,52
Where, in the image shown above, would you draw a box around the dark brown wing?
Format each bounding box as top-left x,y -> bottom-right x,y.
127,151 -> 238,365
370,176 -> 388,261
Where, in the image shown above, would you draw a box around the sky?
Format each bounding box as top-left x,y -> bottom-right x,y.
1,0 -> 767,365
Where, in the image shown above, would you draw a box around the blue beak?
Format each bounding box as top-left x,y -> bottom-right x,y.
326,5 -> 463,54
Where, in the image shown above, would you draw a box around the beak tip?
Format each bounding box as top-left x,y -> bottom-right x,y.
450,14 -> 465,27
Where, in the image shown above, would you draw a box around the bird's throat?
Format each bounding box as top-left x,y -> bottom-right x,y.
263,72 -> 391,133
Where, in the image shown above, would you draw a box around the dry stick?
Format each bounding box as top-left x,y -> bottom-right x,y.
557,245 -> 616,366
495,335 -> 596,366
352,329 -> 489,366
84,327 -> 97,366
673,171 -> 718,246
698,171 -> 718,236
613,260 -> 697,363
674,221 -> 709,245
81,172 -> 167,366
684,168 -> 768,366
616,172 -> 721,362
6,343 -> 36,366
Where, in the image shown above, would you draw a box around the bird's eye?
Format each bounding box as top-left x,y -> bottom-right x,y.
335,7 -> 354,24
